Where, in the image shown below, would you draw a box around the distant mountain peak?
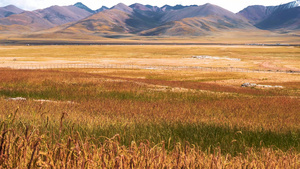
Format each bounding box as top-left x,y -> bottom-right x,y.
238,0 -> 300,30
203,3 -> 213,6
130,3 -> 146,9
4,5 -> 17,8
130,3 -> 144,6
95,6 -> 108,13
161,4 -> 198,11
112,3 -> 133,13
0,5 -> 25,18
129,3 -> 149,10
74,2 -> 94,13
74,2 -> 84,6
114,3 -> 128,8
2,5 -> 23,11
267,0 -> 300,14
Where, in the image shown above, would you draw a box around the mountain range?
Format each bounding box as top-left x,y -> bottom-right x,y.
0,5 -> 92,32
0,5 -> 24,18
238,0 -> 300,30
0,0 -> 299,37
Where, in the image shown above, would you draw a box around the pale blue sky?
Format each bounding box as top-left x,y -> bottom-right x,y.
0,0 -> 295,13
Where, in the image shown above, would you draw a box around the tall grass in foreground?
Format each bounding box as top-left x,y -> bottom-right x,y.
0,69 -> 299,167
0,113 -> 299,168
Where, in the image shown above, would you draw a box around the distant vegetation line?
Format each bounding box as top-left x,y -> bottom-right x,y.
1,41 -> 299,46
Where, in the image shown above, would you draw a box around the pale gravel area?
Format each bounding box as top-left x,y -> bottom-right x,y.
1,57 -> 299,71
0,57 -> 249,68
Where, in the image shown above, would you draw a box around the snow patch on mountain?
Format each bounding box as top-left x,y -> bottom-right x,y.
267,0 -> 300,14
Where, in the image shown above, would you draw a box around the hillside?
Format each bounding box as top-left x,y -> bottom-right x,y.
60,7 -> 161,35
0,1 -> 299,38
0,11 -> 54,31
74,2 -> 95,13
256,7 -> 300,30
0,5 -> 92,31
111,3 -> 133,14
237,5 -> 270,24
140,15 -> 253,36
37,5 -> 92,25
62,9 -> 132,34
0,5 -> 24,18
160,3 -> 247,23
59,3 -> 253,37
238,0 -> 300,30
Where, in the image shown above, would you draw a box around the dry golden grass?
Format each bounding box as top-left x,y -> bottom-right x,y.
0,44 -> 299,168
1,68 -> 299,131
0,68 -> 299,168
1,45 -> 300,71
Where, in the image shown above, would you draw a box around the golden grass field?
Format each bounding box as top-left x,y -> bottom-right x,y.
0,45 -> 299,168
1,45 -> 300,71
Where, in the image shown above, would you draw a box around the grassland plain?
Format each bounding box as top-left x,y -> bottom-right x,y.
2,29 -> 300,44
1,45 -> 300,71
0,45 -> 299,168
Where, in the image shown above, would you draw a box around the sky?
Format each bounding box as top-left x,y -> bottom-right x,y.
0,0 -> 295,13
